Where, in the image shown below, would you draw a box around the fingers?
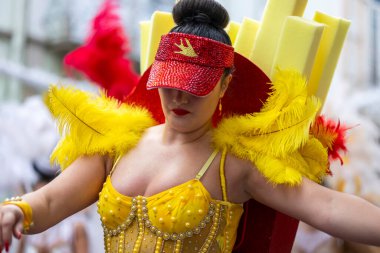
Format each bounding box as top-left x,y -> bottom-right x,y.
1,212 -> 15,251
13,220 -> 23,240
0,206 -> 24,252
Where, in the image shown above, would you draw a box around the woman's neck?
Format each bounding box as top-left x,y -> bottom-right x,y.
161,122 -> 213,145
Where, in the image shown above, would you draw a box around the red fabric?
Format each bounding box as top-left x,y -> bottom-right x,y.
128,66 -> 165,123
221,53 -> 270,116
233,200 -> 299,253
64,0 -> 139,102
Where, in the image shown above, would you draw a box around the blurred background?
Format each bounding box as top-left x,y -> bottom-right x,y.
0,0 -> 379,252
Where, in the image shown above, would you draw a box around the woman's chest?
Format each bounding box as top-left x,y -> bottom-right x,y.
110,147 -> 224,199
98,177 -> 244,253
98,177 -> 220,233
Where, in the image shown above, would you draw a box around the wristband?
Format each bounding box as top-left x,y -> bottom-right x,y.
2,196 -> 34,232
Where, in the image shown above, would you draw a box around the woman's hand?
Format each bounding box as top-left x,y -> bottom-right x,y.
0,204 -> 24,252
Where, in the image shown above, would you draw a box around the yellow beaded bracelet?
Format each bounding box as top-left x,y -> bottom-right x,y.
2,196 -> 34,232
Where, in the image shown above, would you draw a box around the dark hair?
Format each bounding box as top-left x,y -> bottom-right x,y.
32,160 -> 59,183
171,0 -> 234,77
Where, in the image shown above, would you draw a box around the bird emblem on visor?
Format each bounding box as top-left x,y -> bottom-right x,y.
174,38 -> 198,57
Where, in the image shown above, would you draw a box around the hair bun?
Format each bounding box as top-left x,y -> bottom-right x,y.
173,0 -> 229,29
182,12 -> 212,25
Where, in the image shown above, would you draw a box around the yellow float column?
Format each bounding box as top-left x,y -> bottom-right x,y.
308,11 -> 350,107
250,0 -> 308,76
271,16 -> 325,79
142,11 -> 175,73
139,21 -> 151,74
234,18 -> 260,59
225,21 -> 241,46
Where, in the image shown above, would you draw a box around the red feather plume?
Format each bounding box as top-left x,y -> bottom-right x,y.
310,115 -> 348,173
64,0 -> 139,101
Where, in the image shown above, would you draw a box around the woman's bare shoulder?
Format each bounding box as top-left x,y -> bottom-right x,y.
224,153 -> 253,175
138,124 -> 164,144
109,124 -> 165,169
223,152 -> 260,203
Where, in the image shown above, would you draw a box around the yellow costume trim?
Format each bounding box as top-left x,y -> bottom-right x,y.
2,196 -> 33,232
45,86 -> 157,169
213,69 -> 327,185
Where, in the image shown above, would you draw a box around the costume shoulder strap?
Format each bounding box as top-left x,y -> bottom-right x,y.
195,150 -> 219,180
219,148 -> 228,201
213,69 -> 328,185
45,85 -> 157,170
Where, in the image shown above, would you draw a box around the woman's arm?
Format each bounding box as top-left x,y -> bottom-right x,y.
25,155 -> 107,232
244,167 -> 380,246
0,154 -> 108,249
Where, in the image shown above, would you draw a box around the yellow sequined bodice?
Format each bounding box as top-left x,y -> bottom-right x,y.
97,150 -> 244,253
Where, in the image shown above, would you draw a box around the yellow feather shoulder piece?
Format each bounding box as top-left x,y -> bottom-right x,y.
213,69 -> 327,185
45,85 -> 157,170
254,137 -> 328,185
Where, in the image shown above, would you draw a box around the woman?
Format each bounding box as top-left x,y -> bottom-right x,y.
1,0 -> 380,252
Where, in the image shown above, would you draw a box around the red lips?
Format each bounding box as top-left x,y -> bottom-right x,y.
172,108 -> 190,116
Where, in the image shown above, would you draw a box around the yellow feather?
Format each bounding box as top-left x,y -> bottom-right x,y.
297,137 -> 329,181
214,69 -> 320,157
45,86 -> 157,169
213,69 -> 327,185
253,138 -> 328,185
254,154 -> 304,185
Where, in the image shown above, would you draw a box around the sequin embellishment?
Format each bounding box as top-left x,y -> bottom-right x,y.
174,38 -> 198,57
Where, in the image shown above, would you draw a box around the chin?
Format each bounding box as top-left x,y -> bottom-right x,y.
167,115 -> 211,133
167,117 -> 193,132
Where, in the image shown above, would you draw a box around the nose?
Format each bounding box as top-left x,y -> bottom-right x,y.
172,89 -> 188,104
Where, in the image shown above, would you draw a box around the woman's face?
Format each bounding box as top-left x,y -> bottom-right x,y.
158,75 -> 231,133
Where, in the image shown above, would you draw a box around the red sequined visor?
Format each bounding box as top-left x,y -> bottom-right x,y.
146,33 -> 234,96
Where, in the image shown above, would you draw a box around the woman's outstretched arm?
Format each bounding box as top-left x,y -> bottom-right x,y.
244,166 -> 380,246
0,154 -> 109,250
